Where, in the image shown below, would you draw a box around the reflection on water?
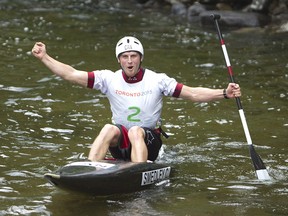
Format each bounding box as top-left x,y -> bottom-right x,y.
0,0 -> 287,215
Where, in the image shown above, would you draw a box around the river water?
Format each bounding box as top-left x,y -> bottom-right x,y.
0,0 -> 287,215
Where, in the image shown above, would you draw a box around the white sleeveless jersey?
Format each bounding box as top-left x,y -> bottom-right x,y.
91,69 -> 179,129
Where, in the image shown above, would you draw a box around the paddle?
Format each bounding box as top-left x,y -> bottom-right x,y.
210,14 -> 271,180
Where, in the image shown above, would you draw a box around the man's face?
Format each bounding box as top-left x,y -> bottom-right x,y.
118,51 -> 142,77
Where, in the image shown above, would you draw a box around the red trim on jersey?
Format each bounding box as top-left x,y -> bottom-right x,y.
122,68 -> 144,83
172,83 -> 183,97
87,72 -> 95,88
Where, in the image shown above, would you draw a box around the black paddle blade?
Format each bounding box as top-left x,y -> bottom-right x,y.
249,145 -> 266,170
249,145 -> 271,180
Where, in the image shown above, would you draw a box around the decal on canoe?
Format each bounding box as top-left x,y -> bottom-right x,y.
65,161 -> 115,169
141,167 -> 171,186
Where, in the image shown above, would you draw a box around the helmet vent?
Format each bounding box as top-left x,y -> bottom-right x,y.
127,39 -> 130,43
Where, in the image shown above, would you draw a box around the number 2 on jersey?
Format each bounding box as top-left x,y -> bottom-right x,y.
127,106 -> 141,122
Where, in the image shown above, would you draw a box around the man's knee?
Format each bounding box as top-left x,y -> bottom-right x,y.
101,124 -> 119,134
100,124 -> 121,144
128,126 -> 144,140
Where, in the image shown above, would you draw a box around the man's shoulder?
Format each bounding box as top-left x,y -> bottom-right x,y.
93,69 -> 120,77
144,68 -> 169,79
93,69 -> 117,73
144,68 -> 156,74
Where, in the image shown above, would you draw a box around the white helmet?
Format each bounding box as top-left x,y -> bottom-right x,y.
115,36 -> 144,59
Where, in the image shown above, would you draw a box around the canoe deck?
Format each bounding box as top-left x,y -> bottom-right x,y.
44,160 -> 172,195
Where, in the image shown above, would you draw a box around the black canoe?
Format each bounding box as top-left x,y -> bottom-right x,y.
44,160 -> 172,195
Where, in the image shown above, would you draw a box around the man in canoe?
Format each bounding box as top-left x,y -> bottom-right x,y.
32,36 -> 241,163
